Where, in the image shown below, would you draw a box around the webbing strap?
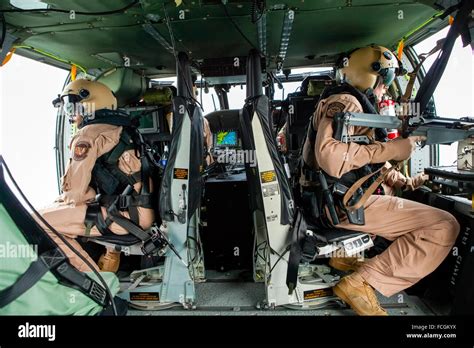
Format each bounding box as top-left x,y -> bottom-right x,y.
342,161 -> 404,211
0,258 -> 49,308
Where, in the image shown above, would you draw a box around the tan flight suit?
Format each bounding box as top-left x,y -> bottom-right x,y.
302,93 -> 460,297
37,123 -> 155,272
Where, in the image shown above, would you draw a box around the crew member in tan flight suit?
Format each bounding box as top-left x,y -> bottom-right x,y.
277,81 -> 428,195
302,45 -> 460,315
39,79 -> 213,273
38,79 -> 155,273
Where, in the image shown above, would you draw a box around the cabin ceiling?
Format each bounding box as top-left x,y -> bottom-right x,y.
0,0 -> 453,78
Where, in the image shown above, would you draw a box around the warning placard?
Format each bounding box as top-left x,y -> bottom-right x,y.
260,170 -> 276,183
303,288 -> 333,301
266,214 -> 278,222
130,292 -> 160,302
263,183 -> 279,197
173,168 -> 189,179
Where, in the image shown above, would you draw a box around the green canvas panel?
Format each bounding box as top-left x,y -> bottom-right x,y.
0,204 -> 119,315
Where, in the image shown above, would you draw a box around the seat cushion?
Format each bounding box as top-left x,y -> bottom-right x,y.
92,234 -> 141,246
311,228 -> 364,243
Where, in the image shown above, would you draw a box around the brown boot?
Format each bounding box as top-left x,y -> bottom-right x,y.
329,257 -> 364,272
333,272 -> 388,316
98,249 -> 121,273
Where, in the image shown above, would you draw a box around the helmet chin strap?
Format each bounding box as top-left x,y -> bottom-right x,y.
80,111 -> 97,127
363,87 -> 377,106
70,109 -> 95,129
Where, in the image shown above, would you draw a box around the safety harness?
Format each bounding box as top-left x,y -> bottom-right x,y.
339,0 -> 474,212
82,110 -> 155,243
302,83 -> 387,227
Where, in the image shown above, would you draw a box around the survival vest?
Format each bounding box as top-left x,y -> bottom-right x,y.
82,109 -> 155,239
304,83 -> 387,191
299,83 -> 389,228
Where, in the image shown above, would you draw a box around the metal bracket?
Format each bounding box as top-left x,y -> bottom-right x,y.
338,112 -> 474,145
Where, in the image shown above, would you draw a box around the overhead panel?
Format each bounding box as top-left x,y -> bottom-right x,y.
1,0 -> 444,77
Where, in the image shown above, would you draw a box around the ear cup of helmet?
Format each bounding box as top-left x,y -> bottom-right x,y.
371,62 -> 381,72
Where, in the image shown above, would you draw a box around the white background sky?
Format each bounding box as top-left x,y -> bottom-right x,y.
0,27 -> 472,208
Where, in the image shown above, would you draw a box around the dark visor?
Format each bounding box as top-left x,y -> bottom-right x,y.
52,94 -> 85,108
379,67 -> 396,87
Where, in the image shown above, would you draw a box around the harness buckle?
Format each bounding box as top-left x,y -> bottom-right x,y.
88,281 -> 108,306
118,195 -> 131,210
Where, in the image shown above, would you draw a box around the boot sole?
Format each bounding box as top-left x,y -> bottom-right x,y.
333,282 -> 352,307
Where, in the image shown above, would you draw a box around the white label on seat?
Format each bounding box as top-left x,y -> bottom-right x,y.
341,234 -> 374,257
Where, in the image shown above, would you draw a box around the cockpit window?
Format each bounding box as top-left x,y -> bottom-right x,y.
414,27 -> 473,165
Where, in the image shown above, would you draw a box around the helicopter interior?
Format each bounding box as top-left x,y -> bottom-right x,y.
0,0 -> 473,315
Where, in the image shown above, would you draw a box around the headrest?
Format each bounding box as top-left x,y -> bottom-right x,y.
142,87 -> 173,106
307,79 -> 336,96
301,75 -> 333,96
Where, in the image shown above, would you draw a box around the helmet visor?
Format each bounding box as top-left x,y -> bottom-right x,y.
54,94 -> 87,118
379,67 -> 397,87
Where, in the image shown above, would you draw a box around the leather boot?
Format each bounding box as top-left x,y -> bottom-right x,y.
98,248 -> 121,273
333,272 -> 388,316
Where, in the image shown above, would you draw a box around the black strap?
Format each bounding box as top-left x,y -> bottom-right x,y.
0,250 -> 109,309
106,208 -> 151,241
83,109 -> 133,128
86,191 -> 152,239
0,258 -> 49,308
286,209 -> 308,294
136,131 -> 151,195
98,194 -> 153,209
128,206 -> 140,225
85,202 -> 114,236
55,262 -> 107,306
105,130 -> 134,165
414,0 -> 473,115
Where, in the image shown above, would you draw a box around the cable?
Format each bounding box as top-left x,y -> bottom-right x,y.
0,1 -> 139,15
251,0 -> 265,23
269,245 -> 290,274
13,45 -> 87,74
200,75 -> 203,110
255,240 -> 268,262
0,156 -> 118,316
221,2 -> 265,58
162,3 -> 203,110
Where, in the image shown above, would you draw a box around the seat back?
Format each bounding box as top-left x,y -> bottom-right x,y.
286,77 -> 334,152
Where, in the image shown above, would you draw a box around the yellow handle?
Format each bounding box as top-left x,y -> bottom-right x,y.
1,48 -> 16,67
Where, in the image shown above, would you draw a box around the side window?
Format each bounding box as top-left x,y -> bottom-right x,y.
414,27 -> 473,166
0,54 -> 68,206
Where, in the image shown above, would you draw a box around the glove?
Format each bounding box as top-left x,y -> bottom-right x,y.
387,135 -> 427,161
404,173 -> 429,191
